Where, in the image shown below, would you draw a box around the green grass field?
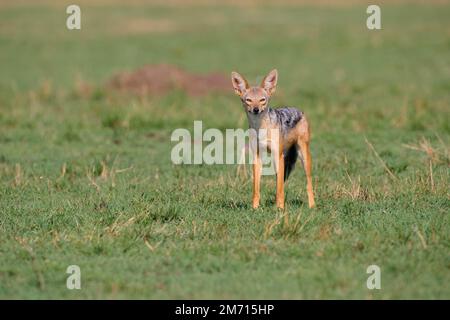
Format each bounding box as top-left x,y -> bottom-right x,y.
0,0 -> 449,299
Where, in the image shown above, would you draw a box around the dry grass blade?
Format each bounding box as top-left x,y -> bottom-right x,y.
264,208 -> 315,240
413,225 -> 428,250
144,237 -> 162,252
14,163 -> 22,186
105,214 -> 137,236
86,168 -> 100,191
365,137 -> 398,180
403,136 -> 449,165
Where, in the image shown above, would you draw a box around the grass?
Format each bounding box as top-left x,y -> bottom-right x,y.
0,0 -> 449,299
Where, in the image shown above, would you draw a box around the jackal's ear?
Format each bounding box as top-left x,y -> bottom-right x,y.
231,71 -> 249,97
261,69 -> 278,96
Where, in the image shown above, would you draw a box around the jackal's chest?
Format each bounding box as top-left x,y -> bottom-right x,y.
247,111 -> 301,154
248,114 -> 282,153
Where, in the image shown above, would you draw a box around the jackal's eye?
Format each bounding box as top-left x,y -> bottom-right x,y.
245,98 -> 252,103
259,98 -> 266,103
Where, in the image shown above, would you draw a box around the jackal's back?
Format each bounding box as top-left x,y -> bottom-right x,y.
267,107 -> 304,181
268,107 -> 303,135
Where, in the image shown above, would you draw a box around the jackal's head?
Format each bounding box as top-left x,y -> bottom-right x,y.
231,69 -> 278,115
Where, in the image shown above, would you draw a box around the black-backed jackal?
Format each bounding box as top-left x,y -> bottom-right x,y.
231,69 -> 316,209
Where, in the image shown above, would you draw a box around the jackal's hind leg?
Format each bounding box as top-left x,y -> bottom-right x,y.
297,140 -> 315,208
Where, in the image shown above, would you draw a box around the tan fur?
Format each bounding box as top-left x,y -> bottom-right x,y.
232,69 -> 316,209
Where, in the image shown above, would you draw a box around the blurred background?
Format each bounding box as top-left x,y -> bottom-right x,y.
0,0 -> 449,299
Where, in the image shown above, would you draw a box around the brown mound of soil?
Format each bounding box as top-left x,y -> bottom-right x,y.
108,64 -> 230,96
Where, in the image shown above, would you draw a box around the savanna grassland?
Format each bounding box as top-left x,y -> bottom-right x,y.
0,0 -> 449,299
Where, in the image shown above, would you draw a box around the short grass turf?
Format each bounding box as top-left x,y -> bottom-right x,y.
0,1 -> 449,299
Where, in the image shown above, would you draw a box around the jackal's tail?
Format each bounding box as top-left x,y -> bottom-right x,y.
284,145 -> 298,181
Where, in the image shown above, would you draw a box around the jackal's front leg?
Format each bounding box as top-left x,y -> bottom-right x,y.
252,153 -> 262,209
275,149 -> 285,209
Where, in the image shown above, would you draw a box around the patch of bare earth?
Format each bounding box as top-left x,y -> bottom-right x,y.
107,64 -> 230,97
115,18 -> 177,35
